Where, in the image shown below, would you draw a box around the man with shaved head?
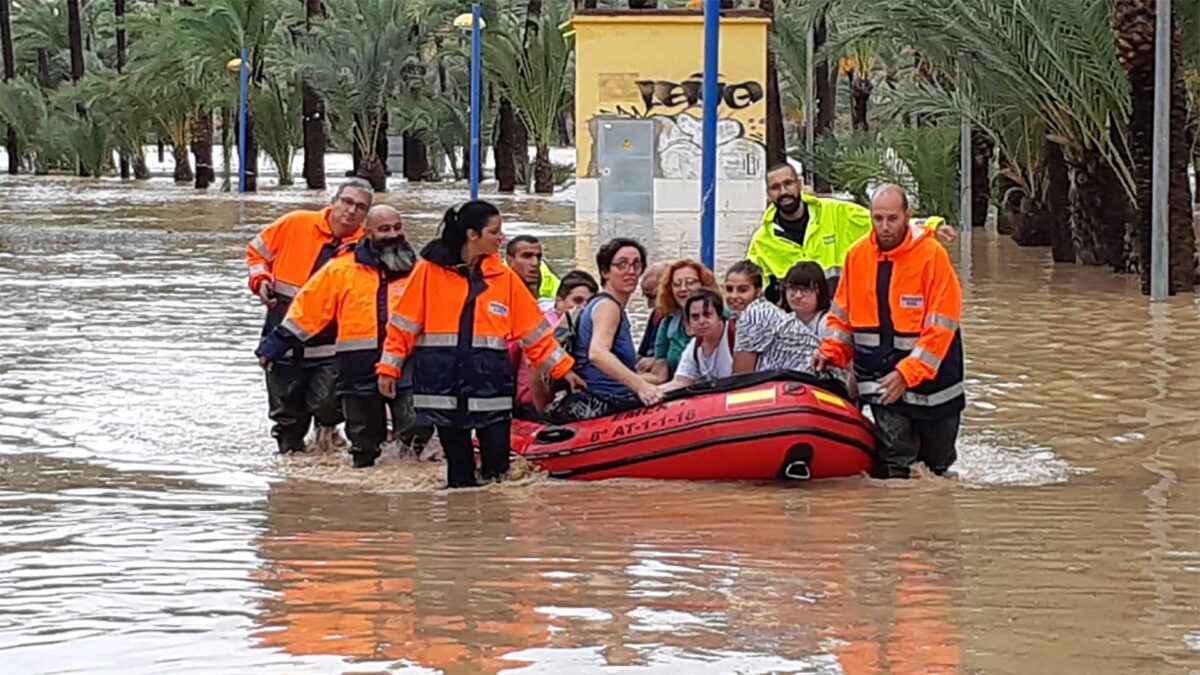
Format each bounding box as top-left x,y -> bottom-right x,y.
815,184 -> 965,479
257,203 -> 431,468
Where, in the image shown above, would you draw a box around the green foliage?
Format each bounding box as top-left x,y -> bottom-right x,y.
295,0 -> 425,161
483,5 -> 575,152
254,80 -> 301,185
792,126 -> 961,223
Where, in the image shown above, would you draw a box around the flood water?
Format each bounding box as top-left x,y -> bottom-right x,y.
0,172 -> 1197,674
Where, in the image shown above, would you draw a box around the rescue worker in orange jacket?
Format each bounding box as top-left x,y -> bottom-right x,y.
246,179 -> 372,454
376,200 -> 586,488
815,185 -> 965,479
256,205 -> 432,468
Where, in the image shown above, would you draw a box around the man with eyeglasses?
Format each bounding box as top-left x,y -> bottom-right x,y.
635,261 -> 669,373
245,178 -> 373,455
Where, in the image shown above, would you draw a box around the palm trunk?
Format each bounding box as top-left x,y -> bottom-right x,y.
359,154 -> 386,192
115,0 -> 128,178
403,132 -> 432,182
495,98 -> 517,193
813,13 -> 835,192
1069,148 -> 1129,267
513,120 -> 529,188
171,140 -> 193,183
1113,0 -> 1195,292
132,148 -> 150,179
848,70 -> 872,132
1046,141 -> 1073,262
761,0 -> 785,167
1165,31 -> 1195,291
190,109 -> 213,189
35,48 -> 52,89
994,153 -> 1020,236
533,142 -> 552,194
375,112 -> 389,176
1,0 -> 16,174
971,129 -> 992,228
244,100 -> 258,192
67,0 -> 88,177
301,0 -> 326,190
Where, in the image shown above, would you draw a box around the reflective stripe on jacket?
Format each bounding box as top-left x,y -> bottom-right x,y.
819,226 -> 965,419
746,196 -> 946,287
746,194 -> 872,285
258,238 -> 415,396
377,243 -> 574,428
245,207 -> 364,362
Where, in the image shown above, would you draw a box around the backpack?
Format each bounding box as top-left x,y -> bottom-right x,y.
554,292 -> 616,363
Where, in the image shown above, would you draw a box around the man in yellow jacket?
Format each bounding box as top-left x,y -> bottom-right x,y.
746,164 -> 956,297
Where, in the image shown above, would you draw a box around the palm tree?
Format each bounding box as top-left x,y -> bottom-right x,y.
296,0 -> 421,191
171,0 -> 301,192
1112,0 -> 1196,293
66,0 -> 87,176
485,7 -> 573,194
760,0 -> 785,165
1,0 -> 17,174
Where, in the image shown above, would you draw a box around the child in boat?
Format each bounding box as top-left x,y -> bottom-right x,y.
660,289 -> 734,393
733,261 -> 841,378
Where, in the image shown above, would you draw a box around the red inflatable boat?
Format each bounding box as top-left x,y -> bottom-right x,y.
512,372 -> 876,481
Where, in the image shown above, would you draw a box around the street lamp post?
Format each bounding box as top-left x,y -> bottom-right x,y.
226,49 -> 249,194
698,0 -> 720,270
455,6 -> 484,200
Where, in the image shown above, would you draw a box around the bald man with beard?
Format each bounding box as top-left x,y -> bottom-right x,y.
257,204 -> 433,468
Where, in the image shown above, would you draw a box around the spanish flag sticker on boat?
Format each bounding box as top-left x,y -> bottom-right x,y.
812,389 -> 846,409
725,388 -> 777,409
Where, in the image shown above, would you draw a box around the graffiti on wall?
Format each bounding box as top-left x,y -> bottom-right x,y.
597,72 -> 766,180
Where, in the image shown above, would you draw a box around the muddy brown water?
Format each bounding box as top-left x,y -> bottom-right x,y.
0,176 -> 1197,674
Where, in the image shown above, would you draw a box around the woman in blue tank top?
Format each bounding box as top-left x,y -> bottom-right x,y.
560,238 -> 663,420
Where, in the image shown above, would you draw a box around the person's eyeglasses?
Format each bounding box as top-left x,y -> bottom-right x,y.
338,196 -> 370,212
672,278 -> 702,290
785,285 -> 818,297
611,260 -> 644,273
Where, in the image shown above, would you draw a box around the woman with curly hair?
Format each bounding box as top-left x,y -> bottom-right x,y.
649,259 -> 721,382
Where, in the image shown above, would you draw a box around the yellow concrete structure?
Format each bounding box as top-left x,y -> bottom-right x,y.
572,10 -> 771,180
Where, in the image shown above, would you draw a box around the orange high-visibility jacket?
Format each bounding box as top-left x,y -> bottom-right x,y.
257,239 -> 416,396
245,207 -> 363,361
819,226 -> 965,418
377,245 -> 573,428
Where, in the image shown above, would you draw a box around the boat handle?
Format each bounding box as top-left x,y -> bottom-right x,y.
783,461 -> 811,480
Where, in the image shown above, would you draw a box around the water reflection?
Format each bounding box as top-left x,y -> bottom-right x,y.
0,174 -> 1197,673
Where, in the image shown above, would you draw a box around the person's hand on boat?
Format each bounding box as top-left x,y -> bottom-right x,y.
812,352 -> 831,373
635,380 -> 663,407
878,370 -> 907,405
257,355 -> 273,372
378,374 -> 397,399
936,224 -> 958,245
257,280 -> 278,308
636,357 -> 654,373
560,371 -> 588,393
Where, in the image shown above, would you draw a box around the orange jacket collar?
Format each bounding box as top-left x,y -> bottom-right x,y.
868,225 -> 920,259
318,206 -> 363,241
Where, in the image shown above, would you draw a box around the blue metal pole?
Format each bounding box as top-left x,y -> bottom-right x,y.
469,4 -> 482,200
237,46 -> 248,193
699,0 -> 720,270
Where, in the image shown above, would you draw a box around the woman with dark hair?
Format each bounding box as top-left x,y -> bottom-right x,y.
377,200 -> 584,488
732,260 -> 837,376
557,237 -> 663,420
659,288 -> 734,393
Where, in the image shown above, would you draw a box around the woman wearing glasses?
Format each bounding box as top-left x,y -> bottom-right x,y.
648,259 -> 721,382
733,261 -> 843,380
557,237 -> 664,420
